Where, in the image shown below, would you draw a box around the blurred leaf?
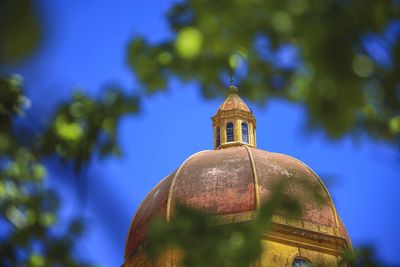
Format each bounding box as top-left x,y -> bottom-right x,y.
55,116 -> 84,142
41,86 -> 139,173
0,0 -> 42,64
175,27 -> 203,59
28,254 -> 44,267
341,244 -> 388,267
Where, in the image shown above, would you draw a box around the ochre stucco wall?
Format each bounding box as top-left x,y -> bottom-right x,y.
123,238 -> 344,267
259,239 -> 341,266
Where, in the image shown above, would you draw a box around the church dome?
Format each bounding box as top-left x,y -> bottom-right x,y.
124,147 -> 350,260
123,86 -> 351,266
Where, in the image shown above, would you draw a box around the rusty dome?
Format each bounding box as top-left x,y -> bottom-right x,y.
124,146 -> 351,261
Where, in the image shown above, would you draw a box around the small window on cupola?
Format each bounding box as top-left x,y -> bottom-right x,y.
226,122 -> 234,142
216,126 -> 220,147
241,122 -> 248,143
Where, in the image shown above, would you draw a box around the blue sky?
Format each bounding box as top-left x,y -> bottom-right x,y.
12,0 -> 400,266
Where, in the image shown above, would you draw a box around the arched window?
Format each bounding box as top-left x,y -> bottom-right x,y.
226,122 -> 234,142
216,126 -> 220,147
241,122 -> 248,143
292,258 -> 312,267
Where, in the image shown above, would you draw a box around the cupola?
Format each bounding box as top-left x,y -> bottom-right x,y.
212,85 -> 256,149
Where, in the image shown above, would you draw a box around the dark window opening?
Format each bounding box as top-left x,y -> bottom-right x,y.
242,122 -> 248,143
216,126 -> 220,147
226,122 -> 234,142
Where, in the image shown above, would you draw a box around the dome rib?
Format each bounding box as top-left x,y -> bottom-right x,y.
274,152 -> 340,229
244,146 -> 260,209
166,150 -> 211,222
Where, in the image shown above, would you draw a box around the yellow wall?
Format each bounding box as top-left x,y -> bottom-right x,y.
123,239 -> 344,267
259,239 -> 341,266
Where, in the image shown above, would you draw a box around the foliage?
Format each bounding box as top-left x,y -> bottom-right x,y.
127,0 -> 400,142
146,179 -> 325,267
340,245 -> 391,267
0,75 -> 138,266
0,0 -> 41,64
40,87 -> 139,173
147,205 -> 263,267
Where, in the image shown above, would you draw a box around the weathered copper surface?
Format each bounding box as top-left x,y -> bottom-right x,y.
217,92 -> 251,112
125,172 -> 174,259
171,148 -> 255,215
124,146 -> 350,261
252,149 -> 337,227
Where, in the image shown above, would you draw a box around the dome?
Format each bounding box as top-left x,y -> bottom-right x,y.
123,86 -> 351,267
124,146 -> 350,261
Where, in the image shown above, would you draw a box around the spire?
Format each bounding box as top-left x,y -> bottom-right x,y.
229,67 -> 234,86
217,85 -> 251,112
211,85 -> 256,149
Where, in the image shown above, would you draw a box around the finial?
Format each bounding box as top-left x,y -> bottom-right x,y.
228,68 -> 235,86
227,68 -> 238,93
228,85 -> 239,93
229,71 -> 234,85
